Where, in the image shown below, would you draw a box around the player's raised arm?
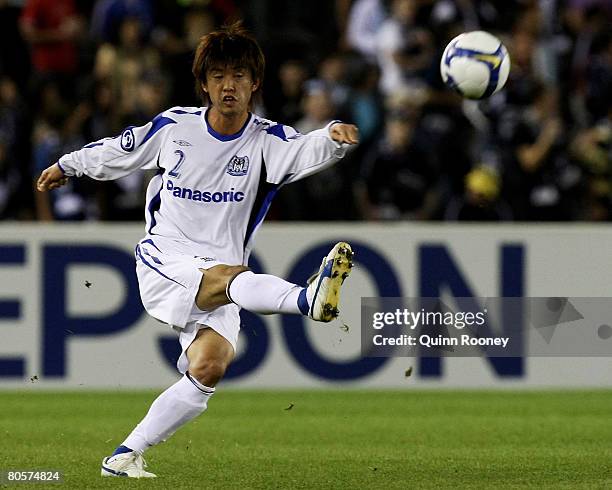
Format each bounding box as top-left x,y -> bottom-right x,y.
262,120 -> 360,184
36,112 -> 174,192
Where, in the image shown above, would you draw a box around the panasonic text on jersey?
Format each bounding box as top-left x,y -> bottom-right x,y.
166,179 -> 245,203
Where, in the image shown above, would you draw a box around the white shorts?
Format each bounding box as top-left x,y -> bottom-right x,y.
135,237 -> 241,371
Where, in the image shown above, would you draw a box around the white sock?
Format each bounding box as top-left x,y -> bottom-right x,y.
227,271 -> 307,314
121,373 -> 214,454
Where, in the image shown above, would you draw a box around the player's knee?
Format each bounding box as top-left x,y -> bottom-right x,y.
188,358 -> 228,386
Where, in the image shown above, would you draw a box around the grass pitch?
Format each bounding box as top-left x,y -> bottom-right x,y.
1,390 -> 611,489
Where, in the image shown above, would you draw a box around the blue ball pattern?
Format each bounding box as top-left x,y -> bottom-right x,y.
443,41 -> 507,99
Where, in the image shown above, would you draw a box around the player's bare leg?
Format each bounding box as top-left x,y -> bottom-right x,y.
195,264 -> 250,310
223,242 -> 354,321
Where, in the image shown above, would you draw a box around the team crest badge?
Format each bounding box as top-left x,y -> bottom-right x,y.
120,127 -> 135,152
226,155 -> 250,176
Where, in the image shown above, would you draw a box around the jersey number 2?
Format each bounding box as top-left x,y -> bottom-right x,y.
168,150 -> 185,178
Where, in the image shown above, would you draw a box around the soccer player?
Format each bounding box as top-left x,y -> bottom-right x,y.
36,21 -> 359,478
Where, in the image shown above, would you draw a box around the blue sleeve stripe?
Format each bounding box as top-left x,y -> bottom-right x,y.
264,123 -> 288,141
140,114 -> 177,147
170,109 -> 202,115
83,141 -> 105,148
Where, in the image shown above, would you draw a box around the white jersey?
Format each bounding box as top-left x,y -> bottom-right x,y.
58,106 -> 347,264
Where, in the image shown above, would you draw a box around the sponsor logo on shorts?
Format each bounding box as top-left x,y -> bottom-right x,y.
227,155 -> 249,176
166,179 -> 245,203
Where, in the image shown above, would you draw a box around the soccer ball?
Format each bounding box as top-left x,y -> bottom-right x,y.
440,31 -> 510,100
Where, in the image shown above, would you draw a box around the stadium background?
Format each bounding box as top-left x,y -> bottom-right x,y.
0,0 -> 611,222
1,1 -> 612,488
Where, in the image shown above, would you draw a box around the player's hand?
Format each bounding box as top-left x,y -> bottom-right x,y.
36,163 -> 69,192
330,123 -> 359,145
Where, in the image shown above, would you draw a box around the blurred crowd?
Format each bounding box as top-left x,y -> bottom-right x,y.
0,0 -> 611,222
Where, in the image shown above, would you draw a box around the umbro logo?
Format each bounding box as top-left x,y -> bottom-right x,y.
194,256 -> 216,262
173,139 -> 193,146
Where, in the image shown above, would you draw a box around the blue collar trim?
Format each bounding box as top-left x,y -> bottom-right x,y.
205,110 -> 251,141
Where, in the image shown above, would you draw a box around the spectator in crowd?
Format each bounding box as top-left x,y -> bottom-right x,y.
266,59 -> 309,126
345,0 -> 386,61
502,29 -> 549,111
160,7 -> 216,108
94,15 -> 162,125
584,31 -> 612,124
19,0 -> 83,96
317,52 -> 351,113
570,102 -> 612,221
241,0 -> 339,55
343,56 -> 384,149
32,98 -> 95,221
0,135 -> 14,218
499,85 -> 581,220
425,0 -> 502,34
83,80 -> 115,143
295,80 -> 338,134
0,3 -> 31,87
445,166 -> 513,221
276,80 -> 357,220
90,0 -> 154,44
512,3 -> 559,86
0,76 -> 30,219
416,87 -> 474,199
357,108 -> 440,220
375,0 -> 434,96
